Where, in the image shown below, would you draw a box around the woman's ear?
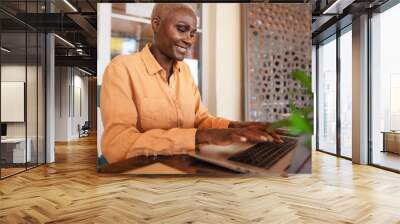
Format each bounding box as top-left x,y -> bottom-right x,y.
151,16 -> 161,34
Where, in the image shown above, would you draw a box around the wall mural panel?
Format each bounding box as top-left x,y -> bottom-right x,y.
244,4 -> 312,122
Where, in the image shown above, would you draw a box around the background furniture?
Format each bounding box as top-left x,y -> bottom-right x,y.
0,138 -> 32,166
78,121 -> 90,138
382,131 -> 400,154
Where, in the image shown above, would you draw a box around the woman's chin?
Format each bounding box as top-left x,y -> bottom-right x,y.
174,55 -> 185,61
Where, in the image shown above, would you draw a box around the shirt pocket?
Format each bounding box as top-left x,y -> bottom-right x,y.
139,98 -> 173,131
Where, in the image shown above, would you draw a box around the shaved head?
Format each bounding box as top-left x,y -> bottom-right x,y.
149,3 -> 198,62
151,3 -> 196,22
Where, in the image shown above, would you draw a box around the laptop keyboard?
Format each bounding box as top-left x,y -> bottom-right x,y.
228,137 -> 298,169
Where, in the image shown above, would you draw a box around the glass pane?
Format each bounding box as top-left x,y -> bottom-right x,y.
26,0 -> 39,169
38,32 -> 45,165
0,0 -> 46,178
339,28 -> 352,158
1,29 -> 27,177
317,36 -> 337,154
371,4 -> 400,171
27,31 -> 38,169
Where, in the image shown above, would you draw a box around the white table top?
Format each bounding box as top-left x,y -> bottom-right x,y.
1,138 -> 29,143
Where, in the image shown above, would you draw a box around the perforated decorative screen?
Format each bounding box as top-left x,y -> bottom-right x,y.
243,4 -> 312,122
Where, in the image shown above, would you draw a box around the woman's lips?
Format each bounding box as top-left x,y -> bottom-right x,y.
175,45 -> 188,54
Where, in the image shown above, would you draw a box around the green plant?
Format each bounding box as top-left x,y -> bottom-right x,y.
268,70 -> 313,144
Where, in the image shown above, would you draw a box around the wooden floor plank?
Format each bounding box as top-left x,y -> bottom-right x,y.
0,135 -> 399,223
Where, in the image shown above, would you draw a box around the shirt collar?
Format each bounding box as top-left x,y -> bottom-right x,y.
140,43 -> 181,76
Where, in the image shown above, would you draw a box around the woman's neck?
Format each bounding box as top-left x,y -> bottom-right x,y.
149,44 -> 174,76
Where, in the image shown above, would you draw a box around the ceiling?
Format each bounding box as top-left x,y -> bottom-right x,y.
311,0 -> 390,43
0,0 -> 97,74
1,0 -> 394,73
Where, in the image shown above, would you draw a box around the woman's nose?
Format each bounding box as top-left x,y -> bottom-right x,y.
183,33 -> 195,46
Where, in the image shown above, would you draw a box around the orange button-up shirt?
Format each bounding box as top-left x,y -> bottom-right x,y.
100,44 -> 230,163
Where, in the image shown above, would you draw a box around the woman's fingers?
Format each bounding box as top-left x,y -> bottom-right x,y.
245,126 -> 284,143
270,132 -> 284,143
219,129 -> 265,144
239,129 -> 274,142
231,134 -> 247,143
199,128 -> 284,146
234,122 -> 285,142
242,129 -> 285,143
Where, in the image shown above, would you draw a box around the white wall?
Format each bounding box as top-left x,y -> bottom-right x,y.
72,73 -> 89,138
203,3 -> 243,121
1,66 -> 26,137
202,4 -> 216,115
54,67 -> 89,141
55,67 -> 69,141
1,65 -> 36,137
1,64 -> 46,163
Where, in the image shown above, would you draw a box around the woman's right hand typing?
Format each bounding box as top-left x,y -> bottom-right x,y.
195,128 -> 283,145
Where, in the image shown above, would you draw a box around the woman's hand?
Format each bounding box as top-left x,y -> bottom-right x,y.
195,128 -> 282,145
228,121 -> 271,129
228,121 -> 285,142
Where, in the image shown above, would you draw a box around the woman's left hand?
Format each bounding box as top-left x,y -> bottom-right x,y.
228,121 -> 284,143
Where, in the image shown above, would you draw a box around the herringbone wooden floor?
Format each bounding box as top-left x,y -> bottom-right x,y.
1,135 -> 400,224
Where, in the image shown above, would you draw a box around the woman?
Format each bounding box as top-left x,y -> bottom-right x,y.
100,3 -> 282,164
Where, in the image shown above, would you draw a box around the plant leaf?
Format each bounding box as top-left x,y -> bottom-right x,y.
288,111 -> 313,135
291,70 -> 312,94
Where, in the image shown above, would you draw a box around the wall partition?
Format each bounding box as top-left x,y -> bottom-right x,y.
317,35 -> 337,155
0,0 -> 47,179
316,24 -> 353,159
370,1 -> 400,172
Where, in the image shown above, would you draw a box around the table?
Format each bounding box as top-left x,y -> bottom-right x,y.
1,138 -> 32,165
382,131 -> 400,154
98,142 -> 311,176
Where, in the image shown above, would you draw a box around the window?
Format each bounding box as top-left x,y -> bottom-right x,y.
339,27 -> 352,158
317,35 -> 337,154
370,2 -> 400,171
316,24 -> 353,159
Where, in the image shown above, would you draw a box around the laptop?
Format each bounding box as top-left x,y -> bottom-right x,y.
188,135 -> 311,175
98,134 -> 311,175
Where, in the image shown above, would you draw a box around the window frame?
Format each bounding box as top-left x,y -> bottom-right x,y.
315,23 -> 353,161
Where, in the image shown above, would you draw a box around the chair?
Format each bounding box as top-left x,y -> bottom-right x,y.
78,121 -> 90,138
